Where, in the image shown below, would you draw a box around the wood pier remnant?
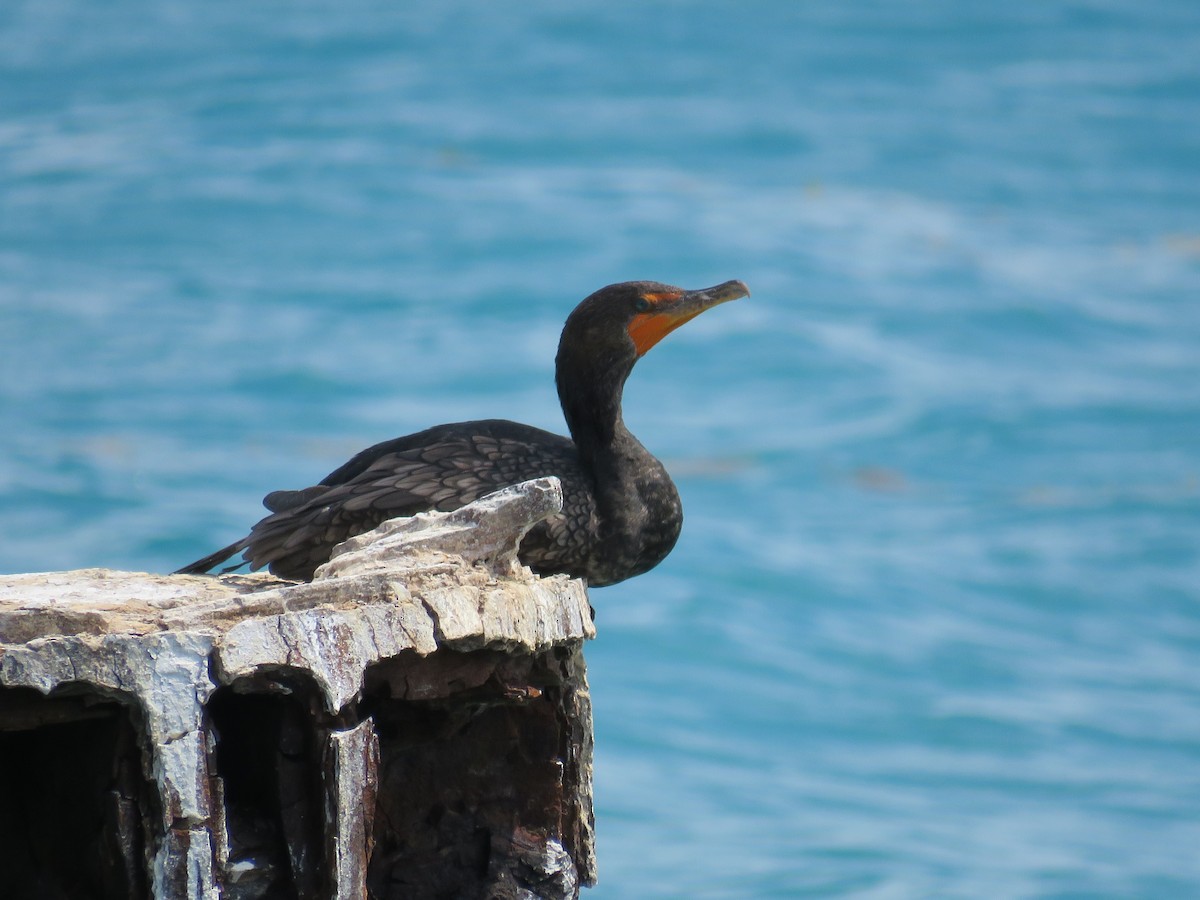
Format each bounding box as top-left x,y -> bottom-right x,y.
0,478 -> 596,900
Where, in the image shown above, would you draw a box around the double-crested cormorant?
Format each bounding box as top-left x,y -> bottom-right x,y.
176,279 -> 749,586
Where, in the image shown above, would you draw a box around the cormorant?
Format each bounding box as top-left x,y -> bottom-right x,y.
176,279 -> 749,586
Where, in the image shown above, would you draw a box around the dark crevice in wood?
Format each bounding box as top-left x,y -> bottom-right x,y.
361,648 -> 581,900
206,676 -> 329,900
0,685 -> 157,900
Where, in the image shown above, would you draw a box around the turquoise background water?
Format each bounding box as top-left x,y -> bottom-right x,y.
3,2 -> 1200,896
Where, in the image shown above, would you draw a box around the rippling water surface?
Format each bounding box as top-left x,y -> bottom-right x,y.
3,2 -> 1199,896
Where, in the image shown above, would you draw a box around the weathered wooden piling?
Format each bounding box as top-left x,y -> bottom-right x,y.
0,478 -> 596,900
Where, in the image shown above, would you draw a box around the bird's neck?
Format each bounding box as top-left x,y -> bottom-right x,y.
557,354 -> 681,584
556,358 -> 640,472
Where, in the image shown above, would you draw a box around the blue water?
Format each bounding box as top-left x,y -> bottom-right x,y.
3,1 -> 1200,895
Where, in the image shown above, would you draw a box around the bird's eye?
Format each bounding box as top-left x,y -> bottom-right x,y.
635,297 -> 652,312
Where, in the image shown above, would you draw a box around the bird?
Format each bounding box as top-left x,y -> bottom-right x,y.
175,279 -> 749,586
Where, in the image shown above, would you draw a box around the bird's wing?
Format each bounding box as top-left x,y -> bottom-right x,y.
242,432 -> 581,580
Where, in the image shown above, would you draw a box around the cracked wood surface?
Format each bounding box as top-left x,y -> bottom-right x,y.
0,478 -> 596,900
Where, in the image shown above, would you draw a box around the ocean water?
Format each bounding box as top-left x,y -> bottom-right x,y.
3,1 -> 1199,896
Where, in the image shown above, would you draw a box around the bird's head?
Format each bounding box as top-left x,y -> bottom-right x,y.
555,278 -> 749,450
559,279 -> 750,369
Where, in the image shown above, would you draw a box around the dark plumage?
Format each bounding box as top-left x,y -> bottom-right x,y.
175,279 -> 748,586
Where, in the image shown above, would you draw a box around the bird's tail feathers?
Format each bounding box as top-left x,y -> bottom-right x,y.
173,540 -> 246,576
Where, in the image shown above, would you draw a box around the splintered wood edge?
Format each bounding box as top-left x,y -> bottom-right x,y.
0,479 -> 596,899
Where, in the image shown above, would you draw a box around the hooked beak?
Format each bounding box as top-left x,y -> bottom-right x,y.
627,280 -> 750,357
